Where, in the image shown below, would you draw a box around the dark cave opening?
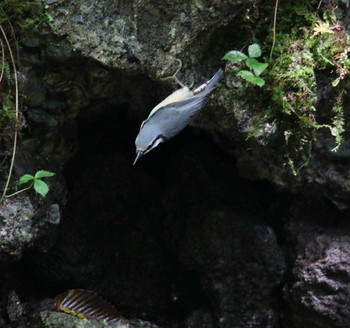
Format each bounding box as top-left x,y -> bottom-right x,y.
1,91 -> 282,327
59,101 -> 209,322
56,98 -> 278,324
19,100 -> 232,323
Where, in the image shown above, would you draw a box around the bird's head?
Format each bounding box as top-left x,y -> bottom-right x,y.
133,126 -> 165,165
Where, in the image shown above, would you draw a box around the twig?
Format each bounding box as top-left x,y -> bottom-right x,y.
0,24 -> 19,202
7,20 -> 20,66
0,38 -> 4,83
5,182 -> 33,198
270,0 -> 279,61
161,58 -> 186,88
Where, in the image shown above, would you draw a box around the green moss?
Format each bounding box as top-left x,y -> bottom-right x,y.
244,1 -> 349,174
0,0 -> 50,122
0,0 -> 43,26
0,93 -> 16,131
330,90 -> 346,151
0,0 -> 51,190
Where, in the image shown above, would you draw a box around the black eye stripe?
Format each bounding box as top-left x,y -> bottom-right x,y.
146,135 -> 165,151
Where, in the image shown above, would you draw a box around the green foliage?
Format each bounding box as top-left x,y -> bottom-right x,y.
267,12 -> 349,172
236,70 -> 265,87
224,2 -> 349,174
0,0 -> 50,144
223,50 -> 248,63
330,91 -> 345,152
0,55 -> 17,165
14,170 -> 55,198
270,35 -> 317,119
0,0 -> 53,199
0,0 -> 42,25
248,43 -> 262,58
1,60 -> 12,85
0,0 -> 52,40
245,58 -> 268,76
223,43 -> 268,87
0,93 -> 16,143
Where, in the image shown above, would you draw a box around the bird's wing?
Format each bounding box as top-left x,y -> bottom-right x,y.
140,93 -> 212,139
139,68 -> 223,131
147,87 -> 192,119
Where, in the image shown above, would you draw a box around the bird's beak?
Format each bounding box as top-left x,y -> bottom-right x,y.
133,151 -> 143,166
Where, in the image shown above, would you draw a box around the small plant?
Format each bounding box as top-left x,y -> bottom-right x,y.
223,43 -> 268,87
6,170 -> 55,198
223,2 -> 350,175
0,1 -> 53,201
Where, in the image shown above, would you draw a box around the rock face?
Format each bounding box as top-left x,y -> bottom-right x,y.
39,311 -> 158,328
46,0 -> 244,76
0,0 -> 252,264
282,200 -> 350,328
0,196 -> 62,261
0,197 -> 35,260
14,115 -> 284,327
43,0 -> 350,207
0,0 -> 350,328
162,140 -> 285,327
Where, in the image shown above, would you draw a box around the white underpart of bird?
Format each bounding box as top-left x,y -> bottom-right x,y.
133,68 -> 224,165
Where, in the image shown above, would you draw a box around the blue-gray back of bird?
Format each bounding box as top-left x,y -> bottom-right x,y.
134,68 -> 224,165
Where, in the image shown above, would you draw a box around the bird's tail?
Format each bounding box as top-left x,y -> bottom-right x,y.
207,68 -> 224,89
193,68 -> 224,95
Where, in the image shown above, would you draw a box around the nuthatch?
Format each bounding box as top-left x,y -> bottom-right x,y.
133,68 -> 224,165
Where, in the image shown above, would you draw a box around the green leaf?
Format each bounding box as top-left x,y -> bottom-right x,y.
245,59 -> 268,76
254,63 -> 268,76
237,70 -> 265,87
46,14 -> 54,22
19,174 -> 34,185
251,77 -> 265,87
222,50 -> 248,63
33,179 -> 49,197
248,43 -> 262,58
332,78 -> 340,87
35,170 -> 55,179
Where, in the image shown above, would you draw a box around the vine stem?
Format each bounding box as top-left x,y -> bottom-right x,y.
5,182 -> 34,198
0,38 -> 4,83
270,0 -> 279,61
0,24 -> 19,202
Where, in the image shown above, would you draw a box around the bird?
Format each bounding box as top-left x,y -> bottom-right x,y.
133,68 -> 224,165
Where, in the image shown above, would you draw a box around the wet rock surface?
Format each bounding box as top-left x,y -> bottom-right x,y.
1,99 -> 350,327
0,195 -> 62,261
281,200 -> 350,328
0,105 -> 286,327
0,197 -> 35,261
162,140 -> 285,327
3,2 -> 350,195
39,311 -> 158,328
45,0 -> 246,76
0,0 -> 350,327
